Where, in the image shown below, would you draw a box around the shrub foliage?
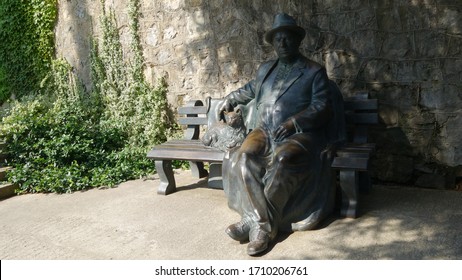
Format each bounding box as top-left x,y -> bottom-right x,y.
0,0 -> 179,193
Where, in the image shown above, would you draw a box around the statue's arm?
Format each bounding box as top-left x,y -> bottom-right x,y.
217,80 -> 256,120
292,68 -> 333,131
225,79 -> 256,107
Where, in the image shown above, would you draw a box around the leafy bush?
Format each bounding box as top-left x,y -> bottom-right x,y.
1,60 -> 158,193
0,0 -> 183,193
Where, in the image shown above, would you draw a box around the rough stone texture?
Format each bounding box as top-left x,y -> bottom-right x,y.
55,0 -> 462,186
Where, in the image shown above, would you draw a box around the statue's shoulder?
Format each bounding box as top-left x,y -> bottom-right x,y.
299,56 -> 324,72
296,56 -> 328,79
257,59 -> 277,72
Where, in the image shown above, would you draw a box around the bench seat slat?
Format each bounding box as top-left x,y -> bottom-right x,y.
345,113 -> 379,124
154,143 -> 218,151
147,147 -> 224,162
178,106 -> 208,115
344,99 -> 378,111
331,157 -> 369,171
160,139 -> 205,146
344,143 -> 376,149
336,151 -> 370,158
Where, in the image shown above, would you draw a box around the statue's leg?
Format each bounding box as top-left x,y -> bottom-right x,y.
263,140 -> 312,230
223,128 -> 272,233
263,133 -> 334,231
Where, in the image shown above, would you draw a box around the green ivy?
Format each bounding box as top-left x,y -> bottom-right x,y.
0,0 -> 182,193
0,0 -> 57,103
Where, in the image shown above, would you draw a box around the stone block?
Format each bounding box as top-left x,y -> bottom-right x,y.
350,30 -> 380,56
443,59 -> 462,83
0,167 -> 12,181
398,5 -> 430,30
362,59 -> 395,82
0,182 -> 17,200
379,104 -> 399,127
145,26 -> 160,46
447,37 -> 462,57
415,60 -> 444,82
376,84 -> 416,107
313,0 -> 339,13
438,7 -> 462,36
434,113 -> 462,166
373,153 -> 414,183
415,174 -> 446,189
376,8 -> 403,31
353,7 -> 376,30
419,82 -> 462,110
381,33 -> 412,59
310,14 -> 329,30
325,50 -> 360,79
375,127 -> 415,156
415,31 -> 450,58
329,12 -> 355,34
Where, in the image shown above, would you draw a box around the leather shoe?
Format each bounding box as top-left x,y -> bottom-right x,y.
247,230 -> 269,256
225,220 -> 250,241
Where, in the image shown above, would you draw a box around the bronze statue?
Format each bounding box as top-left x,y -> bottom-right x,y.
219,13 -> 337,256
202,108 -> 247,151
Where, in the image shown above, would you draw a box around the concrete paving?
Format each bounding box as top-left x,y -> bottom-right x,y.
0,169 -> 461,260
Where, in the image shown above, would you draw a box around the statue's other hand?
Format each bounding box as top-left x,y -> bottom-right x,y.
273,120 -> 295,142
217,99 -> 233,122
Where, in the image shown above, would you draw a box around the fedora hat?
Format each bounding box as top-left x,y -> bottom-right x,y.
264,13 -> 306,44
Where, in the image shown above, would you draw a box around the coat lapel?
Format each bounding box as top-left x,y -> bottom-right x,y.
255,60 -> 278,103
275,59 -> 304,102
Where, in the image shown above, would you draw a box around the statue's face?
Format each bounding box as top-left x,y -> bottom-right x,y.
272,30 -> 300,60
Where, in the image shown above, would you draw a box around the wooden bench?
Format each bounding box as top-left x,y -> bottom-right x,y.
147,94 -> 378,218
331,92 -> 378,218
146,99 -> 225,195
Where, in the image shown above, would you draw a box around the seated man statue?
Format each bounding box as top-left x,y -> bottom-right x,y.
219,13 -> 336,256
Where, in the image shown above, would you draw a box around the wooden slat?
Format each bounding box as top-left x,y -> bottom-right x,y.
331,157 -> 369,171
352,125 -> 368,144
178,106 -> 208,115
163,139 -> 205,146
345,92 -> 369,100
344,143 -> 376,149
344,99 -> 378,111
336,151 -> 370,158
155,143 -> 218,151
345,113 -> 378,124
178,117 -> 208,126
147,147 -> 224,162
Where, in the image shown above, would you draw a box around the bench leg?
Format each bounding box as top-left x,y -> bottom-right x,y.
155,160 -> 176,195
359,172 -> 372,193
207,163 -> 223,189
189,161 -> 208,179
339,170 -> 359,218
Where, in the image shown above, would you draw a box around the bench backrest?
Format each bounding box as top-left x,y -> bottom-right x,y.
343,92 -> 378,144
177,100 -> 208,140
176,92 -> 378,143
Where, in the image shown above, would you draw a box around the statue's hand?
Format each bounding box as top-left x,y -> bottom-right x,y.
273,120 -> 296,142
217,99 -> 233,122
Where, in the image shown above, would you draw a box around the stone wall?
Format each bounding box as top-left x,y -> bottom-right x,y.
55,0 -> 462,187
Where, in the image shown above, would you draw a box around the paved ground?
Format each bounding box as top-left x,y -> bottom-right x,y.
0,169 -> 461,260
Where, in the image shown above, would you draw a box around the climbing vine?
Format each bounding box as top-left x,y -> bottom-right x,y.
92,0 -> 176,148
0,0 -> 179,193
0,0 -> 57,103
